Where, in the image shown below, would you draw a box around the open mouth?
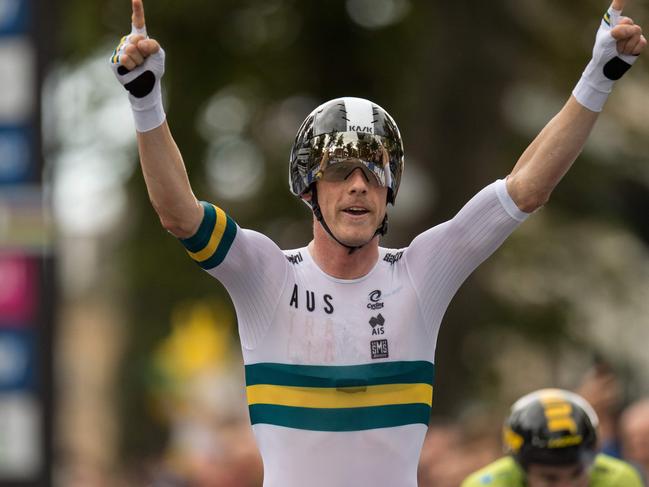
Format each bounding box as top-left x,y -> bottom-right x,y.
343,207 -> 369,216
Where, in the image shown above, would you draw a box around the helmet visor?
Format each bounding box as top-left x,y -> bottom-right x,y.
304,131 -> 393,189
321,160 -> 383,186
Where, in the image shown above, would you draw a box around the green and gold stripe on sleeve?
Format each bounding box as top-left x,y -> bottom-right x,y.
245,361 -> 435,432
180,201 -> 237,270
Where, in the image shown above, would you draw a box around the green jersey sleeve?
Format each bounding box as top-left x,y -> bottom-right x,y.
590,454 -> 644,487
461,457 -> 525,487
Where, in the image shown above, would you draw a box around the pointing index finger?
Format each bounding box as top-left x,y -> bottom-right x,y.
611,0 -> 626,12
132,0 -> 146,30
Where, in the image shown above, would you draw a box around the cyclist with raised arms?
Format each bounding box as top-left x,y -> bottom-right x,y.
110,1 -> 645,485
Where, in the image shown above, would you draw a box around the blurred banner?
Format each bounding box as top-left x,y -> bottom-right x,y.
0,0 -> 54,485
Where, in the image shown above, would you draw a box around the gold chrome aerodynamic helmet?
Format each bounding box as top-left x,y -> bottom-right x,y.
503,389 -> 599,470
289,97 -> 404,205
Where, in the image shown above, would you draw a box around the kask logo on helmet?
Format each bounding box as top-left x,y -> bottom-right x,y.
348,125 -> 373,133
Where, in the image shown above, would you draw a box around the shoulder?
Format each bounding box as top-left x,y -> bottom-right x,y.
379,247 -> 406,266
203,227 -> 288,275
282,247 -> 308,266
591,454 -> 644,486
235,228 -> 284,254
461,457 -> 524,487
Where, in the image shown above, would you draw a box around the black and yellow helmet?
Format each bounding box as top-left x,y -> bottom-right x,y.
503,389 -> 599,469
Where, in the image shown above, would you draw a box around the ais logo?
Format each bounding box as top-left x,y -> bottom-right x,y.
369,313 -> 385,335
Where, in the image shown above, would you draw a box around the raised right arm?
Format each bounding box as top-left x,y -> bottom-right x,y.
136,123 -> 202,238
111,1 -> 290,348
111,0 -> 202,238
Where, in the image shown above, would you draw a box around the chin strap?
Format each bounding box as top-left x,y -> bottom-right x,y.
309,185 -> 388,255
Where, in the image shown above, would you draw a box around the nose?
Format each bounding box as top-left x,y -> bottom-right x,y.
346,167 -> 369,194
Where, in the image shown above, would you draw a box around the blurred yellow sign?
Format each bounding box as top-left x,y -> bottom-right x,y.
154,301 -> 235,383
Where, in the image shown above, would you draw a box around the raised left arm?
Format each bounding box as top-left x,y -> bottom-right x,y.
507,0 -> 646,212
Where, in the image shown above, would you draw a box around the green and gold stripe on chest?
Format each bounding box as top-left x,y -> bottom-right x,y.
245,361 -> 434,431
180,201 -> 237,269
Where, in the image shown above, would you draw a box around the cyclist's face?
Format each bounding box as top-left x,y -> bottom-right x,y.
526,463 -> 589,487
315,166 -> 387,247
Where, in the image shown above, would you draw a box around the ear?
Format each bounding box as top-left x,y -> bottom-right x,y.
301,190 -> 312,202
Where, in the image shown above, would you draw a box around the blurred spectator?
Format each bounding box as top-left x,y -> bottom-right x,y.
145,418 -> 263,487
418,418 -> 501,487
575,360 -> 624,458
620,397 -> 649,483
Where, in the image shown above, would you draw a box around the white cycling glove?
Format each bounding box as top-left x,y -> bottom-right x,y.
573,6 -> 639,112
110,24 -> 166,132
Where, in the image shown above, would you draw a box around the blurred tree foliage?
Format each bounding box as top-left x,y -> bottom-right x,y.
54,0 -> 649,464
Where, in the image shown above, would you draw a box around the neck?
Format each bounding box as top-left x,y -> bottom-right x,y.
309,220 -> 380,279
